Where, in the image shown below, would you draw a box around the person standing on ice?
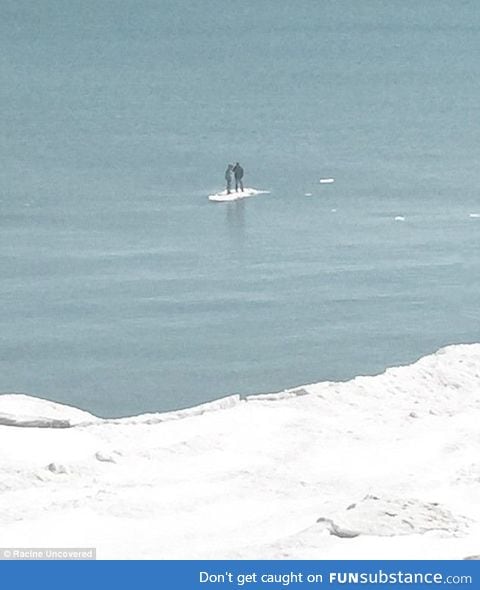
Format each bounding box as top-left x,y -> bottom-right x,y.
233,162 -> 244,192
225,164 -> 234,194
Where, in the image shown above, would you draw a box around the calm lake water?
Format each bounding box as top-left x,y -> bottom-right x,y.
1,0 -> 480,417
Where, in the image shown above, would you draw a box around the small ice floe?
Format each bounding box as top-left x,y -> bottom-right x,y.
304,192 -> 312,196
319,178 -> 335,184
208,188 -> 269,202
469,213 -> 480,218
394,216 -> 405,221
331,208 -> 337,213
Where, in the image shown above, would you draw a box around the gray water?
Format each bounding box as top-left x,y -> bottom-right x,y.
2,0 -> 480,417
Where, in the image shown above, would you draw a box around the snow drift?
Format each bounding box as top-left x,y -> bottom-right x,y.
0,344 -> 479,559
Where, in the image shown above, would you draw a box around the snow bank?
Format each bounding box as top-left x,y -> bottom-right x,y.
0,394 -> 97,428
105,394 -> 241,426
0,344 -> 479,559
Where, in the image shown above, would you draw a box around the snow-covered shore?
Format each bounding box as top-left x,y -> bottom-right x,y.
1,344 -> 479,559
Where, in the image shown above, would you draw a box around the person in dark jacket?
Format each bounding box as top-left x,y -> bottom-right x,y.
225,164 -> 234,194
233,162 -> 244,192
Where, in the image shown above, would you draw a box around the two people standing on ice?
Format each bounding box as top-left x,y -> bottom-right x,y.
225,163 -> 244,194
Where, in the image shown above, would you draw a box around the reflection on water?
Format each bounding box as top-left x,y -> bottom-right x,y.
226,199 -> 246,246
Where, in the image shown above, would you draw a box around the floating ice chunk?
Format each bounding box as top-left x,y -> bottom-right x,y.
304,192 -> 312,196
208,188 -> 269,202
469,213 -> 480,218
331,208 -> 337,213
319,178 -> 335,184
394,216 -> 405,221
